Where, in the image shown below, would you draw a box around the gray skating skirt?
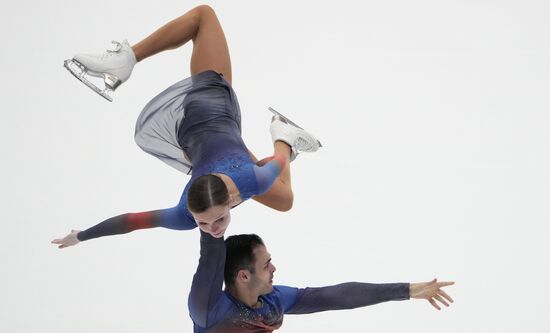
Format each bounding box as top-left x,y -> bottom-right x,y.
134,70 -> 240,175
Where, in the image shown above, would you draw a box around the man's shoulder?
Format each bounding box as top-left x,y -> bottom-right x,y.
263,285 -> 301,310
271,285 -> 299,294
191,291 -> 235,329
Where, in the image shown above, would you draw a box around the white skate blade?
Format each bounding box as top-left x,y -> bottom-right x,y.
268,107 -> 323,147
64,59 -> 113,102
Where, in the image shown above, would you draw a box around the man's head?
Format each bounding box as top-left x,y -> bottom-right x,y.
224,234 -> 276,296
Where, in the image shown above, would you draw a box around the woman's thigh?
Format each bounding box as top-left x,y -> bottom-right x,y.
190,5 -> 232,85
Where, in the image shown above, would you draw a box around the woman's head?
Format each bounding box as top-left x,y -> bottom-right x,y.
188,174 -> 231,237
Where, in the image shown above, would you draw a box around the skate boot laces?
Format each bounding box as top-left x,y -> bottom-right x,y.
100,40 -> 125,59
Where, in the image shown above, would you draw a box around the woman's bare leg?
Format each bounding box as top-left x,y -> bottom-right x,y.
132,5 -> 232,84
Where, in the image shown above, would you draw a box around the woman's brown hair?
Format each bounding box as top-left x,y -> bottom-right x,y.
187,174 -> 230,213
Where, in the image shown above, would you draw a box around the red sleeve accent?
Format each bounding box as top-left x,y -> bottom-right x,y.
273,154 -> 287,170
127,211 -> 155,230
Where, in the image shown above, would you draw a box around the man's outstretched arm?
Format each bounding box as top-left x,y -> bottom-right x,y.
285,279 -> 454,314
188,231 -> 226,328
284,282 -> 410,314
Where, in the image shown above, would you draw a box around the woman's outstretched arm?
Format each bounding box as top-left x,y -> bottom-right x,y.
51,204 -> 195,249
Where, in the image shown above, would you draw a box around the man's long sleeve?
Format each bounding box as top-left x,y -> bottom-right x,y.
286,282 -> 410,314
188,231 -> 226,328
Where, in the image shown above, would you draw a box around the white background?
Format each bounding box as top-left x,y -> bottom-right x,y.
1,0 -> 549,332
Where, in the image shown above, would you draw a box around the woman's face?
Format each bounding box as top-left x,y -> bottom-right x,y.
192,204 -> 231,238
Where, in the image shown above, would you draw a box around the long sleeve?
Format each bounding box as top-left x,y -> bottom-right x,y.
188,231 -> 226,328
286,282 -> 410,315
253,154 -> 286,195
76,204 -> 196,241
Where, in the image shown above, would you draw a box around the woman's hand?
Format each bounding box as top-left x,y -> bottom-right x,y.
51,230 -> 81,249
410,278 -> 454,310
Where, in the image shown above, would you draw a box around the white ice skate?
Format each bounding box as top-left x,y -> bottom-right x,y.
269,107 -> 322,161
64,40 -> 137,102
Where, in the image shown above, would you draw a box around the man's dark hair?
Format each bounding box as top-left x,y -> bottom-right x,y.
224,234 -> 265,288
187,174 -> 229,213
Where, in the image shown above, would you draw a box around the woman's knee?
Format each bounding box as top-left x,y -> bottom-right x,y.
193,4 -> 217,19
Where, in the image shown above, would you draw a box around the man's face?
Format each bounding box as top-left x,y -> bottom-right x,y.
192,205 -> 231,238
249,245 -> 276,295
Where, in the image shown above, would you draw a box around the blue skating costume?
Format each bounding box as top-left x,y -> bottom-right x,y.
78,70 -> 284,241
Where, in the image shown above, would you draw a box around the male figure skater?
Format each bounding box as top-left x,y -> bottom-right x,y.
189,231 -> 454,332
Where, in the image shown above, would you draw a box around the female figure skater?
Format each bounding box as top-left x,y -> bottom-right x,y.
53,5 -> 321,248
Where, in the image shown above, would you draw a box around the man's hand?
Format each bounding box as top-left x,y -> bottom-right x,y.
51,230 -> 81,249
410,278 -> 454,310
